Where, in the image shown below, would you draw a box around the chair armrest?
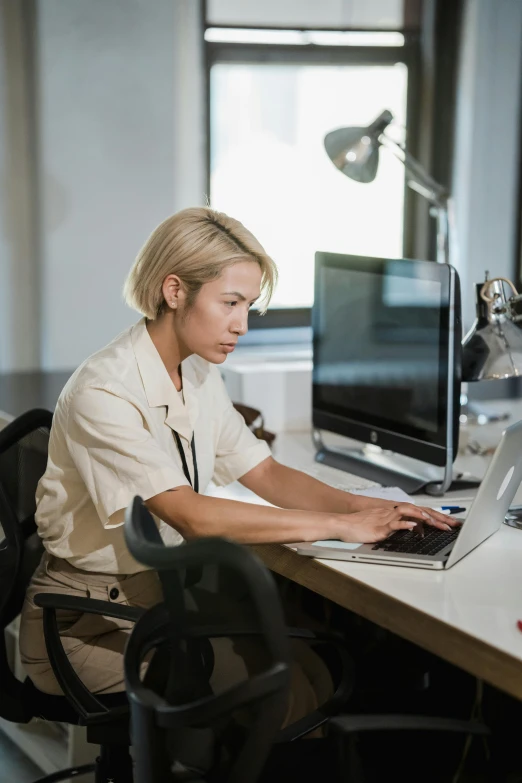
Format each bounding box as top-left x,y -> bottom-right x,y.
178,623 -> 354,726
34,593 -> 144,623
330,714 -> 490,736
228,627 -> 356,744
0,409 -> 53,452
276,707 -> 329,743
276,712 -> 490,747
33,592 -> 143,722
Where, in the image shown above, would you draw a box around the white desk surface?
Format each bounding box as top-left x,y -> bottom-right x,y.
209,400 -> 522,700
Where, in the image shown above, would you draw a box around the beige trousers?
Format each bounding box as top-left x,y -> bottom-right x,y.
19,554 -> 332,729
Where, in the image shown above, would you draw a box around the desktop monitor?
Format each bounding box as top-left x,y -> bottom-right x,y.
312,253 -> 462,494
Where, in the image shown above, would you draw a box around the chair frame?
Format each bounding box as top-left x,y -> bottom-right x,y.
0,410 -> 134,783
123,496 -> 491,783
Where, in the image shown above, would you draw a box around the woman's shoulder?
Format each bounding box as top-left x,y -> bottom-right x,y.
58,322 -> 144,407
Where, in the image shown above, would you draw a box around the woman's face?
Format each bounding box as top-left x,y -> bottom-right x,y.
175,261 -> 262,364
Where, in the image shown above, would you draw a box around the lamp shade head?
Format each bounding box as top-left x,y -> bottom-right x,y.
462,280 -> 522,381
324,109 -> 394,183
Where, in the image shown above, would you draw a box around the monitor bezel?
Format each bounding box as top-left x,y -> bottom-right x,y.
312,253 -> 461,468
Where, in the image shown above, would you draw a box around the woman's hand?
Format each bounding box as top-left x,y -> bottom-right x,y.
348,496 -> 459,531
332,502 -> 458,544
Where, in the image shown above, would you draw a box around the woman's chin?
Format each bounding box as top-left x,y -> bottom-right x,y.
198,346 -> 229,364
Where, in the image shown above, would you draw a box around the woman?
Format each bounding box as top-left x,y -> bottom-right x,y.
20,207 -> 455,723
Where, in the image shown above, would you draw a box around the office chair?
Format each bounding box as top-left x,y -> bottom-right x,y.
0,409 -> 140,783
123,497 -> 490,783
123,496 -> 362,782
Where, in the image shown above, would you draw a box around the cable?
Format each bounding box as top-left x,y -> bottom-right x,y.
452,678 -> 489,783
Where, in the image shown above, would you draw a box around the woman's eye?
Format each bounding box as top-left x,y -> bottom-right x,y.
225,301 -> 238,307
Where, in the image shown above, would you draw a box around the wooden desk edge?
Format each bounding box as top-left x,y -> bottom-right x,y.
252,543 -> 522,701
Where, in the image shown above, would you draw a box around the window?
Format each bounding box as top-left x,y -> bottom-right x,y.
205,3 -> 421,328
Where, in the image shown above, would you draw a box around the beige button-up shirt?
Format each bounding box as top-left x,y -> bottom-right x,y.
35,319 -> 271,574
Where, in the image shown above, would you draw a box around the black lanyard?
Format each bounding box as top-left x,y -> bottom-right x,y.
172,430 -> 202,589
173,431 -> 199,493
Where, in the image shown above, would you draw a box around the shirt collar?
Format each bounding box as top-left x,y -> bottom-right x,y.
131,318 -> 201,441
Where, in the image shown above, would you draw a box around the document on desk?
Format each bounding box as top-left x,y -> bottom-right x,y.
350,486 -> 415,504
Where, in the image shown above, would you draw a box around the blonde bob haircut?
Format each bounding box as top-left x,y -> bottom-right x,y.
123,207 -> 278,320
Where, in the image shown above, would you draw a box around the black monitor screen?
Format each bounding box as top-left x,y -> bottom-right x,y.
313,253 -> 457,451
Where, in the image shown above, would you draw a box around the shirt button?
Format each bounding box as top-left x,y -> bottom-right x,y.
109,587 -> 119,600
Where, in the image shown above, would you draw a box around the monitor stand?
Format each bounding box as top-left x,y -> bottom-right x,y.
312,430 -> 480,496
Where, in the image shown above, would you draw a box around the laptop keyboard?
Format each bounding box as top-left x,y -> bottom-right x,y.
371,526 -> 461,557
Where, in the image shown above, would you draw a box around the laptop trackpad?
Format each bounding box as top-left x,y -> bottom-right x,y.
312,541 -> 363,550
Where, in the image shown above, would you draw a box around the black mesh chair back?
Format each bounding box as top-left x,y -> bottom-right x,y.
0,409 -> 53,722
123,496 -> 292,783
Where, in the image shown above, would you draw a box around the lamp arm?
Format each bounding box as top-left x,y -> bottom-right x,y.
379,132 -> 450,265
379,133 -> 448,207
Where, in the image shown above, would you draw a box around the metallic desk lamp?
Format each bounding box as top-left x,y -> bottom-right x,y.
324,109 -> 450,265
463,277 -> 522,383
324,109 -> 522,424
465,276 -> 522,530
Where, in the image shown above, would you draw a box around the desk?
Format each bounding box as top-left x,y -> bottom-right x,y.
208,405 -> 522,702
2,376 -> 522,700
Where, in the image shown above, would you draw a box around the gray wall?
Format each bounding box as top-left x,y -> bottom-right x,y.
0,0 -> 205,373
37,0 -> 178,370
0,2 -> 40,372
452,0 -> 522,331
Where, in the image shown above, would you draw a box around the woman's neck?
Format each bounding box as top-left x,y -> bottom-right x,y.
146,315 -> 189,392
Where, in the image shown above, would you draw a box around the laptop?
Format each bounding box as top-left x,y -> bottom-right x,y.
294,419 -> 522,570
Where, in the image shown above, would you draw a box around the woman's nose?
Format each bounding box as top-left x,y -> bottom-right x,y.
233,309 -> 249,336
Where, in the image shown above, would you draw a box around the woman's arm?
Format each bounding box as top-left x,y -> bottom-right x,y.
239,456 -> 456,530
239,456 -> 361,514
146,484 -> 433,546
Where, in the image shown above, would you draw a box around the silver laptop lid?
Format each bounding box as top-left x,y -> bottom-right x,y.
446,418 -> 522,567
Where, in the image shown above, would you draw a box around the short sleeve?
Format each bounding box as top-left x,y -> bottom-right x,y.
66,387 -> 189,527
212,372 -> 271,487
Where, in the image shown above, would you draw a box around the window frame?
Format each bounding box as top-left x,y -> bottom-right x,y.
203,9 -> 422,330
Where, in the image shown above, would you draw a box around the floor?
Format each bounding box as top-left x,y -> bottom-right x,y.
0,730 -> 42,782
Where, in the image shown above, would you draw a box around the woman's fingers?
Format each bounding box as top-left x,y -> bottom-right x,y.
386,518 -> 419,533
422,518 -> 453,531
368,516 -> 418,541
419,506 -> 461,527
393,503 -> 436,524
394,503 -> 456,531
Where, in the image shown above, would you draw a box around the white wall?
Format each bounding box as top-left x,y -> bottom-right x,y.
37,0 -> 204,371
452,0 -> 522,331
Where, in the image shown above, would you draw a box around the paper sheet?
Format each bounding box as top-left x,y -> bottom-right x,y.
350,486 -> 415,504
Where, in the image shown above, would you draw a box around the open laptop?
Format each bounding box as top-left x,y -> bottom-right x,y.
294,419 -> 522,570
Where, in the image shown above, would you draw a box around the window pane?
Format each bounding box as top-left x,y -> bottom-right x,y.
205,29 -> 405,46
207,0 -> 420,30
210,62 -> 408,308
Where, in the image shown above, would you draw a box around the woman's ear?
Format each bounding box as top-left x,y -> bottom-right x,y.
162,274 -> 184,310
